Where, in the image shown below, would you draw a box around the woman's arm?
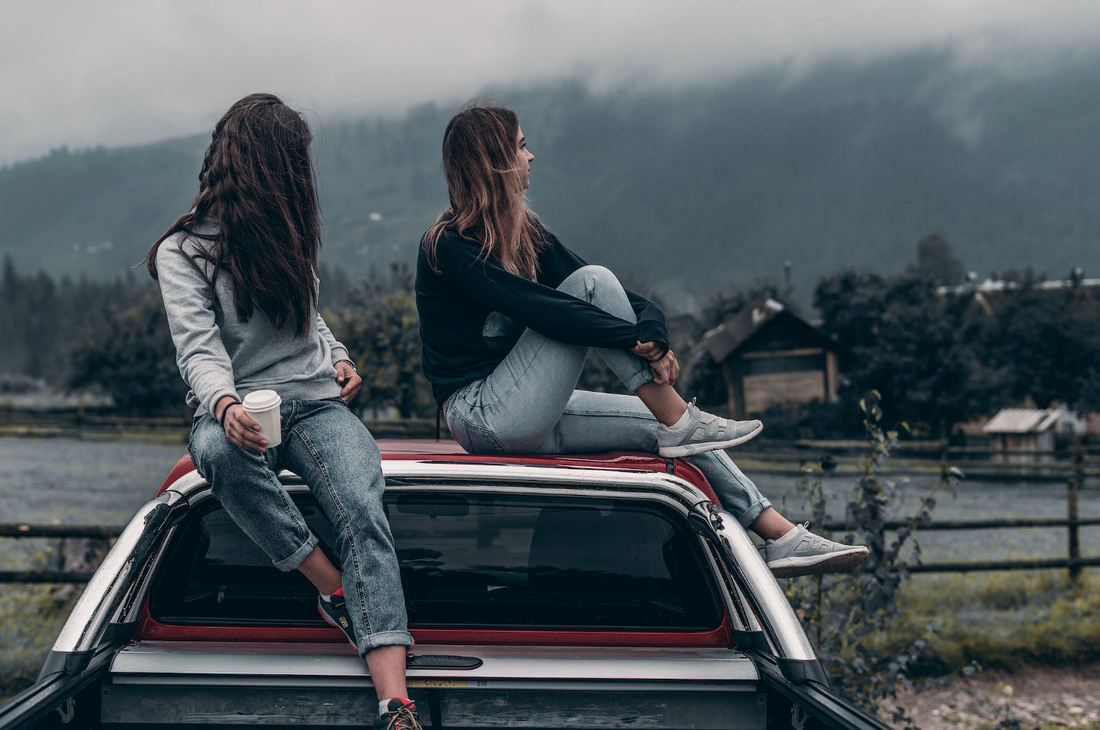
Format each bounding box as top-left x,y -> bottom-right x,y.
158,243 -> 271,451
538,234 -> 670,356
315,311 -> 362,402
436,235 -> 657,351
155,242 -> 240,415
315,311 -> 351,365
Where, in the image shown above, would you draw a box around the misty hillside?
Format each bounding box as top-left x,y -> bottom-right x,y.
3,49 -> 1099,306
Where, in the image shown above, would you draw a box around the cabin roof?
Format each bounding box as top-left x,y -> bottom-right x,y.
702,298 -> 837,362
983,408 -> 1062,434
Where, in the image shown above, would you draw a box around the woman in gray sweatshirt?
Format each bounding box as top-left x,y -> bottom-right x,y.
146,94 -> 421,730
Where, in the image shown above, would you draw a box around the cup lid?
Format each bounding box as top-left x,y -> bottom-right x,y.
242,389 -> 281,411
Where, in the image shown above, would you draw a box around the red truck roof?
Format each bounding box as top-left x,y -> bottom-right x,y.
157,438 -> 720,503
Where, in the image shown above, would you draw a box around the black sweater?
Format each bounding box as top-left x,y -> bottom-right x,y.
416,227 -> 669,407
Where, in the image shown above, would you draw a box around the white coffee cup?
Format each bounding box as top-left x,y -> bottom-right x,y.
242,390 -> 283,447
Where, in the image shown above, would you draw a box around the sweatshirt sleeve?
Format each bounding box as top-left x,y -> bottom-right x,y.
315,312 -> 350,364
539,236 -> 670,355
434,234 -> 647,350
156,241 -> 240,414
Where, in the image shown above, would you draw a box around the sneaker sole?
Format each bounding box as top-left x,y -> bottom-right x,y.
768,547 -> 870,579
658,422 -> 764,458
317,603 -> 358,650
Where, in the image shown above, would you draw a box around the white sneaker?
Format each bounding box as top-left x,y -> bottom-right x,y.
763,524 -> 869,578
657,399 -> 763,457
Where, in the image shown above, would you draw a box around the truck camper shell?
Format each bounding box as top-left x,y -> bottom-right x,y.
0,441 -> 888,730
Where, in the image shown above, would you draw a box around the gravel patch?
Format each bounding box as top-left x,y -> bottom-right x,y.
884,664 -> 1100,730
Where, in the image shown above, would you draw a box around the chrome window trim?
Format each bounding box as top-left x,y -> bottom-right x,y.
701,544 -> 754,636
116,524 -> 180,626
52,490 -> 184,654
692,505 -> 817,663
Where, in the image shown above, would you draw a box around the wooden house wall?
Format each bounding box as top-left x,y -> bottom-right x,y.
740,352 -> 828,414
717,310 -> 841,417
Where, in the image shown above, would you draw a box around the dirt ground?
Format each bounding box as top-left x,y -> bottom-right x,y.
883,664 -> 1100,730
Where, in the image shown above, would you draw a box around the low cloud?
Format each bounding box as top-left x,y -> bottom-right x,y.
2,0 -> 1099,165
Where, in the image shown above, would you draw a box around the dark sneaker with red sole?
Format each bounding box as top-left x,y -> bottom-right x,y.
375,698 -> 422,730
317,587 -> 357,649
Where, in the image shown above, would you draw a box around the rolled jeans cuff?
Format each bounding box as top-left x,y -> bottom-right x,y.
621,362 -> 654,393
735,498 -> 771,530
272,533 -> 320,572
359,630 -> 415,656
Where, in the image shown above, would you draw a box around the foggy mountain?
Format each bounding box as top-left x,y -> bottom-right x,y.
2,49 -> 1098,308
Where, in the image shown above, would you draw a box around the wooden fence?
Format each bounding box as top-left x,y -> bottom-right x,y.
815,444 -> 1099,582
0,408 -> 446,440
2,445 -> 1097,585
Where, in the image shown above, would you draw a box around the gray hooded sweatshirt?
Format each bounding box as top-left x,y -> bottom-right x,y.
156,225 -> 349,417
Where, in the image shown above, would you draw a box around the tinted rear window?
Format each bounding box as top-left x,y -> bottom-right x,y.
150,492 -> 722,631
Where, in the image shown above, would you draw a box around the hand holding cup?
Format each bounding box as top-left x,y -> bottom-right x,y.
218,390 -> 282,453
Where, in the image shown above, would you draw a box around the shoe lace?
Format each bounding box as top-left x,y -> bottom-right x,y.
385,705 -> 421,730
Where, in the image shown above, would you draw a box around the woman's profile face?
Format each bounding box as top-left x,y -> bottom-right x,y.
515,126 -> 534,190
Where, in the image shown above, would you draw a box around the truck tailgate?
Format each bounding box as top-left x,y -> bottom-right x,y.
103,642 -> 766,729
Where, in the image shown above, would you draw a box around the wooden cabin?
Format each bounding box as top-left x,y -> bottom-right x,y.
702,299 -> 841,419
983,407 -> 1082,463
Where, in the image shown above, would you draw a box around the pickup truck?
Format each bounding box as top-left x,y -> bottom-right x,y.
0,440 -> 890,730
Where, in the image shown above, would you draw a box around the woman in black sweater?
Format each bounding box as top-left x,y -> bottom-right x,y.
415,105 -> 866,577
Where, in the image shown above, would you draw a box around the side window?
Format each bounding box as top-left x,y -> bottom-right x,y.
150,493 -> 723,631
150,501 -> 334,626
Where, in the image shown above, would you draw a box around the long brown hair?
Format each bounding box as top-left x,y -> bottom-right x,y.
145,93 -> 320,337
424,105 -> 545,277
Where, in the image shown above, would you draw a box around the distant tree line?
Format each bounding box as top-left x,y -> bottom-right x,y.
687,235 -> 1100,438
3,234 -> 1097,435
0,255 -> 437,417
0,254 -> 154,395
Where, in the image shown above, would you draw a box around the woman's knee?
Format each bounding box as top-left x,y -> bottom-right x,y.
190,422 -> 257,489
558,265 -> 633,319
559,265 -> 619,293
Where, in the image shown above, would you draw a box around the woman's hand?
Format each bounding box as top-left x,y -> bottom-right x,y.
216,396 -> 268,453
632,340 -> 667,362
649,350 -> 680,386
335,361 -> 362,404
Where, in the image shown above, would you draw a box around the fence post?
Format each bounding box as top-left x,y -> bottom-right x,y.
1068,439 -> 1083,586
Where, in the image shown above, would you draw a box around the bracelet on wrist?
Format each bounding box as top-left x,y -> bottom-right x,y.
336,358 -> 357,373
218,400 -> 242,430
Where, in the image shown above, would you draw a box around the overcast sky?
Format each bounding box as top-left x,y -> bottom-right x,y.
2,0 -> 1098,166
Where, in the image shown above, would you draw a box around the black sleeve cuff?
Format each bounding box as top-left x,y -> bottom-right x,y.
637,321 -> 670,360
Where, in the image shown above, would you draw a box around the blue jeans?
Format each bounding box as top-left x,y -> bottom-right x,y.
444,265 -> 772,528
189,397 -> 412,655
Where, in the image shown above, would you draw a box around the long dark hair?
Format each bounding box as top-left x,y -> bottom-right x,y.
424,105 -> 544,277
145,93 -> 320,337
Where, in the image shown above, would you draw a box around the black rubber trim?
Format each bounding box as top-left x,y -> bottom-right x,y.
37,649 -> 93,680
778,657 -> 831,687
732,629 -> 770,652
3,646 -> 115,730
406,654 -> 483,670
102,621 -> 139,645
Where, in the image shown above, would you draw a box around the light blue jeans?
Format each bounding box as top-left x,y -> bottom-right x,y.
444,265 -> 771,528
189,397 -> 413,655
